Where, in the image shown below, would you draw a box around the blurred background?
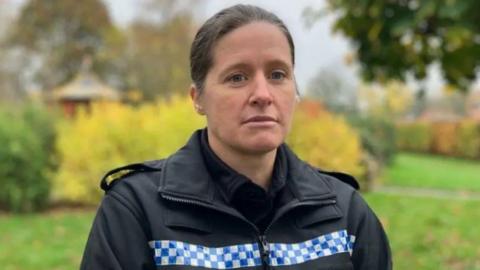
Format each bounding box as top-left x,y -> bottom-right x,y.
0,0 -> 479,269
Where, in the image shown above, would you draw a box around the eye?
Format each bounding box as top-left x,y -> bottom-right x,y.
270,70 -> 286,81
227,73 -> 248,84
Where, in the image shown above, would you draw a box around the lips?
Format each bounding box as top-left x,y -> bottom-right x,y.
243,115 -> 277,123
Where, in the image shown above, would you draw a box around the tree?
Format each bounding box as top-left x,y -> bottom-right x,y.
305,67 -> 357,114
425,90 -> 467,117
7,0 -> 120,91
357,81 -> 414,118
125,0 -> 200,100
349,82 -> 413,167
0,1 -> 24,103
305,0 -> 480,91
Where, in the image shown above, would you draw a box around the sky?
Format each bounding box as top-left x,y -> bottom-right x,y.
7,0 -> 463,96
103,0 -> 358,93
7,0 -> 362,92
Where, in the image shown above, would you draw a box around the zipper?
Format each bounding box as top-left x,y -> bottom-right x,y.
162,193 -> 270,268
161,194 -> 207,206
161,193 -> 336,269
161,193 -> 258,230
263,198 -> 337,234
258,235 -> 270,270
257,198 -> 336,270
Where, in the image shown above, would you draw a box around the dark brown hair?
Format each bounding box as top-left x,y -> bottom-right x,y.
190,4 -> 295,92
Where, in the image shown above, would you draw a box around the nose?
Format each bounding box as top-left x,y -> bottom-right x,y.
249,73 -> 273,107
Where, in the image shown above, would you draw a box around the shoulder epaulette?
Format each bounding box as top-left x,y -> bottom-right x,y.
319,170 -> 360,190
100,161 -> 163,191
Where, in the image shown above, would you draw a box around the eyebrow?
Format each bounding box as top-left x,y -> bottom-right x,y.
217,59 -> 293,79
265,59 -> 292,71
218,63 -> 251,80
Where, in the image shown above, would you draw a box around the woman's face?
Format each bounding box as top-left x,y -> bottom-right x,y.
192,21 -> 296,156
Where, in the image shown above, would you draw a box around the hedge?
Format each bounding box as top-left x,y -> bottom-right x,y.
396,120 -> 480,159
455,120 -> 480,159
287,100 -> 364,188
396,122 -> 432,152
54,97 -> 365,204
53,97 -> 205,204
430,122 -> 458,155
0,104 -> 56,212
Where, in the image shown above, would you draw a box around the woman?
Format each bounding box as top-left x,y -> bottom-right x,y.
81,4 -> 391,269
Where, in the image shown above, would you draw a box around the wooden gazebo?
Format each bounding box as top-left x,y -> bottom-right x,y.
50,66 -> 121,117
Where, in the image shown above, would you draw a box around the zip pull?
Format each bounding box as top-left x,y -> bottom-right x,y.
259,235 -> 270,268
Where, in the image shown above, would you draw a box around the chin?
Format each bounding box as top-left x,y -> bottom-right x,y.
242,136 -> 284,155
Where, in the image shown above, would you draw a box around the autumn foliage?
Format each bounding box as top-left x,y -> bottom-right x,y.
288,100 -> 364,185
396,120 -> 480,159
53,97 -> 205,204
431,122 -> 458,155
456,120 -> 480,159
53,97 -> 364,204
396,122 -> 432,152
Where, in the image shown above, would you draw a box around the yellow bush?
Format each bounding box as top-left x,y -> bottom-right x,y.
55,97 -> 364,204
455,120 -> 480,159
287,100 -> 364,180
54,96 -> 205,204
431,122 -> 458,155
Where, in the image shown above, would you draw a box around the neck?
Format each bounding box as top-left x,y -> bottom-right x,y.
208,138 -> 277,190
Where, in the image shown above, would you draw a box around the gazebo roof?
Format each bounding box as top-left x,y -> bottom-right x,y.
51,71 -> 120,101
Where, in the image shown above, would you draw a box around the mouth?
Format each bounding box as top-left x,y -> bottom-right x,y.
243,115 -> 277,124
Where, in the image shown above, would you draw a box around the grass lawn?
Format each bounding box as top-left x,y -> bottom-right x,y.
384,152 -> 480,192
365,193 -> 480,270
0,210 -> 95,270
1,193 -> 479,269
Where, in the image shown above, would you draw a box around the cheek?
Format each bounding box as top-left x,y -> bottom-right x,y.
284,105 -> 296,132
204,95 -> 240,123
279,93 -> 297,120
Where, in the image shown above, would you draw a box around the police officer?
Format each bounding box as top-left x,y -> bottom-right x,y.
81,4 -> 392,269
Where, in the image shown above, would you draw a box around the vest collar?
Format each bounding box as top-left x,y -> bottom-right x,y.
158,130 -> 337,205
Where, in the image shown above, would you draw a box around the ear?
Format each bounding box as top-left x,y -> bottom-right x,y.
294,79 -> 301,103
190,84 -> 205,115
295,93 -> 301,103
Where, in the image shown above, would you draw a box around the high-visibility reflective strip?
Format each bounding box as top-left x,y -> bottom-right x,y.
149,240 -> 261,269
149,230 -> 355,269
268,230 -> 355,266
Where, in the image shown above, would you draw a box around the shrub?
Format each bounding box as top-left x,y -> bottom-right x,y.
0,104 -> 56,212
396,122 -> 432,152
55,97 -> 367,204
455,120 -> 480,159
430,122 -> 458,155
396,120 -> 480,159
54,96 -> 205,204
287,100 -> 365,187
348,115 -> 396,166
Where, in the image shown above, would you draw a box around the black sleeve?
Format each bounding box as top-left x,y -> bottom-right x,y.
80,191 -> 156,270
348,192 -> 392,270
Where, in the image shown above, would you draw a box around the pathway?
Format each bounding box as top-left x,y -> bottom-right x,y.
372,185 -> 480,201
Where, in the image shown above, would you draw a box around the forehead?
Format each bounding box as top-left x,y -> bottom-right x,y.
210,22 -> 293,70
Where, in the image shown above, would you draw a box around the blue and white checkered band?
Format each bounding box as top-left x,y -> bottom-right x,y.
149,230 -> 355,269
148,240 -> 262,269
268,230 -> 356,267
